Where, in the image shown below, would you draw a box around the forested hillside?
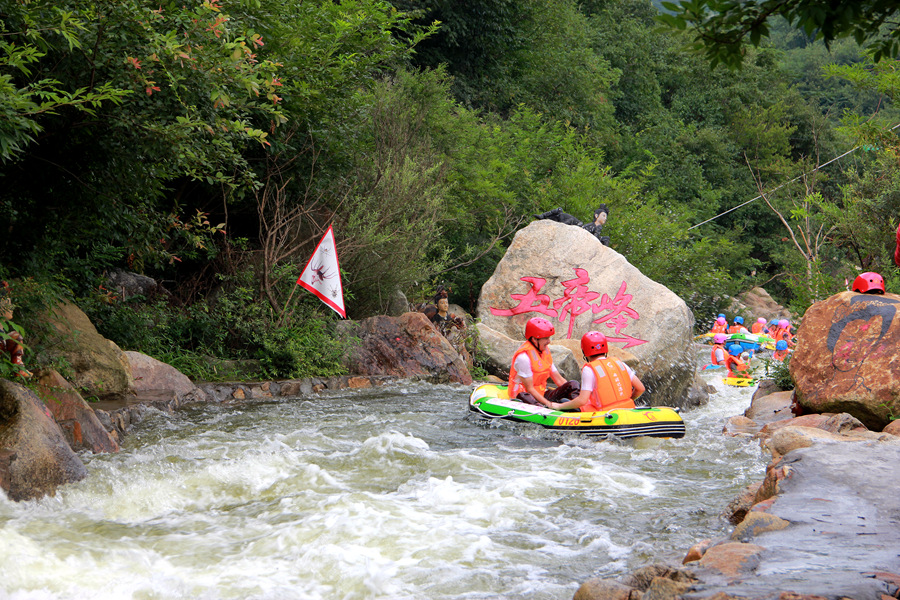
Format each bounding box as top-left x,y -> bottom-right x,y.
2,0 -> 898,379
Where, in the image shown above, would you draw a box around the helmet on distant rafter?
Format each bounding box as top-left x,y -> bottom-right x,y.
581,331 -> 608,358
525,317 -> 555,340
852,272 -> 885,295
734,316 -> 744,325
716,316 -> 727,325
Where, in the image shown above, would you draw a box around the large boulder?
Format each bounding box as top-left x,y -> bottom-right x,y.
791,291 -> 900,430
477,220 -> 698,407
339,312 -> 472,385
0,379 -> 87,501
33,369 -> 119,454
39,301 -> 135,400
732,286 -> 792,322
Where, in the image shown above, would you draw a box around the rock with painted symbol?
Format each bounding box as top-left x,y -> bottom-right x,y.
476,220 -> 700,408
791,290 -> 900,430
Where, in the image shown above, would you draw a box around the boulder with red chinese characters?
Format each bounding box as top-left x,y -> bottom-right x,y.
476,219 -> 700,408
790,290 -> 900,430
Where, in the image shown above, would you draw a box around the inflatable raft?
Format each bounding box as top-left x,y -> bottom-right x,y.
722,376 -> 757,387
726,332 -> 776,351
468,383 -> 686,439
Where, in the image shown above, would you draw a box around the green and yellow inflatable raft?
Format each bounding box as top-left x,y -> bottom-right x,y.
722,376 -> 757,387
468,383 -> 686,439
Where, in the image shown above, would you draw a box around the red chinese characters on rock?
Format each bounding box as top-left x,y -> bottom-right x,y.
490,269 -> 647,348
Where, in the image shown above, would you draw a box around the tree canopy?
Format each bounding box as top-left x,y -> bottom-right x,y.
658,0 -> 900,67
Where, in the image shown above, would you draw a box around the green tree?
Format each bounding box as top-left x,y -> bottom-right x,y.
658,0 -> 900,68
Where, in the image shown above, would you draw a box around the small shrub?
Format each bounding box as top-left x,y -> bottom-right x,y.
762,353 -> 794,390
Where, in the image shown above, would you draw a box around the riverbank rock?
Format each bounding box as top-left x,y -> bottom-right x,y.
476,220 -> 699,408
680,431 -> 900,599
0,379 -> 87,501
126,350 -> 211,404
791,290 -> 900,430
33,369 -> 119,453
732,286 -> 792,322
38,300 -> 134,401
339,312 -> 472,385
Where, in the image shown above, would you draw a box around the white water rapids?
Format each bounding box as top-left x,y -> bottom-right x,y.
1,357 -> 768,600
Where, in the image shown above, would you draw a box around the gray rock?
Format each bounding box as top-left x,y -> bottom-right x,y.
125,350 -> 210,403
0,379 -> 87,501
477,220 -> 696,407
38,300 -> 135,400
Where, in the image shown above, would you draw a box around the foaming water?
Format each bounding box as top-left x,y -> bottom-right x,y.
0,361 -> 766,600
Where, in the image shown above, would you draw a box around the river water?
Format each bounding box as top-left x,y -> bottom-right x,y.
1,360 -> 768,600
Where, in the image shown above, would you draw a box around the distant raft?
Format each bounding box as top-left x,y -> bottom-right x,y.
468,383 -> 686,439
726,332 -> 776,351
722,376 -> 757,387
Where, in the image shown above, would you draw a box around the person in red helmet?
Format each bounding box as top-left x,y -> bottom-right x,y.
508,317 -> 580,407
852,271 -> 885,295
548,331 -> 645,412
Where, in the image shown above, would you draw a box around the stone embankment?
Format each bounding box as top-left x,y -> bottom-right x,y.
573,381 -> 900,600
95,373 -> 397,444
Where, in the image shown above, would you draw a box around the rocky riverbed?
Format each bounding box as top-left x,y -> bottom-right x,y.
574,383 -> 900,600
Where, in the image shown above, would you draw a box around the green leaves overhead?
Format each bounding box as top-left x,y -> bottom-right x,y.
658,0 -> 900,68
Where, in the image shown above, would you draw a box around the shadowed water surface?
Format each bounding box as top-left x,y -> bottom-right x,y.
0,364 -> 766,599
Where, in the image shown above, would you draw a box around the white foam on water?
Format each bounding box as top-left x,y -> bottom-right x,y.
0,377 -> 767,599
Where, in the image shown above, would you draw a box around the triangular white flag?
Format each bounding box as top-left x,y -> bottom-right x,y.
296,225 -> 346,318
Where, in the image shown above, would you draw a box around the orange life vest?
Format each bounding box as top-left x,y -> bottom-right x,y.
773,327 -> 793,346
728,324 -> 743,334
709,322 -> 727,334
724,354 -> 747,378
773,349 -> 789,361
581,357 -> 635,412
710,344 -> 725,365
751,323 -> 764,334
508,342 -> 553,398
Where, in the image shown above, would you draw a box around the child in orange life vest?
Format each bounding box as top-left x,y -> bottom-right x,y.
709,316 -> 727,334
751,317 -> 767,334
548,331 -> 645,412
728,316 -> 746,334
709,333 -> 727,367
724,344 -> 749,378
508,317 -> 580,407
773,340 -> 789,361
772,319 -> 794,348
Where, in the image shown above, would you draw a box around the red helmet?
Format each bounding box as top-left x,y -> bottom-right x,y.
852,272 -> 885,294
525,317 -> 555,340
581,331 -> 608,357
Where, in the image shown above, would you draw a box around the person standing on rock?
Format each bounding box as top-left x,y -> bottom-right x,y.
508,317 -> 580,408
548,331 -> 644,412
581,204 -> 611,246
